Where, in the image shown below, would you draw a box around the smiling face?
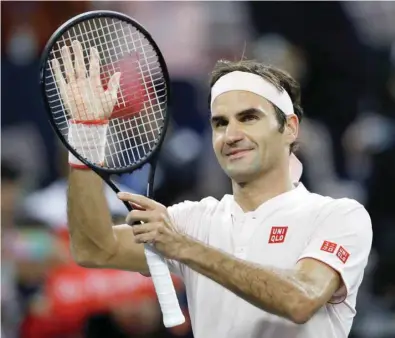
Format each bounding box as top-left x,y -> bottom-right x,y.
211,90 -> 298,183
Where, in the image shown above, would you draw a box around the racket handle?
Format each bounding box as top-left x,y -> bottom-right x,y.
144,245 -> 185,328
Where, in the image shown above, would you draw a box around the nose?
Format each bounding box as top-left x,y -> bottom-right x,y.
225,120 -> 244,145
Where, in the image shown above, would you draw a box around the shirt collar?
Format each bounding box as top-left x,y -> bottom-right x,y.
226,183 -> 309,221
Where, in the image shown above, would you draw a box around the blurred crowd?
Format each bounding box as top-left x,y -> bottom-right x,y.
1,2 -> 395,338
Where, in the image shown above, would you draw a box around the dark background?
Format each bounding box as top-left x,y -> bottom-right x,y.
2,2 -> 395,337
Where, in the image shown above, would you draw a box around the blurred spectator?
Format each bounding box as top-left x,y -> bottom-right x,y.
1,160 -> 22,228
2,160 -> 23,338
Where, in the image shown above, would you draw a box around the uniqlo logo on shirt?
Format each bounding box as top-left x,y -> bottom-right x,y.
320,240 -> 337,253
336,246 -> 350,264
268,226 -> 288,244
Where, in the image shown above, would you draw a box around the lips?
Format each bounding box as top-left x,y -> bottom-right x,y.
225,149 -> 252,158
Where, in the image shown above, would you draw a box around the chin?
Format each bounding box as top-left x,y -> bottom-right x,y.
225,168 -> 259,184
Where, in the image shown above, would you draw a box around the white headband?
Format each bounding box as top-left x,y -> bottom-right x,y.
210,71 -> 294,116
210,70 -> 303,183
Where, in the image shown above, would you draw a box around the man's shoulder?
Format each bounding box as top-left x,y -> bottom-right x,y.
304,190 -> 371,229
167,195 -> 226,216
307,190 -> 366,215
167,196 -> 229,237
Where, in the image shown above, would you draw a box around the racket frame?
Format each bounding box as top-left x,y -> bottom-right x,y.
39,10 -> 171,177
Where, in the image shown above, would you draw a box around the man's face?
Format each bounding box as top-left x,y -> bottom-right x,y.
211,90 -> 297,183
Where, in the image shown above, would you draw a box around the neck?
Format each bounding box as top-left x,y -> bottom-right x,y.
232,164 -> 294,212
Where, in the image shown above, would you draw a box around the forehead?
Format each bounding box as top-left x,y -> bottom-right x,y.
211,90 -> 275,117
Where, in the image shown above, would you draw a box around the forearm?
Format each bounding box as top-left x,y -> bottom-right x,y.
178,239 -> 314,323
67,169 -> 117,265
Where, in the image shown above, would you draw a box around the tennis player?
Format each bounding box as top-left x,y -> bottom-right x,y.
67,59 -> 372,338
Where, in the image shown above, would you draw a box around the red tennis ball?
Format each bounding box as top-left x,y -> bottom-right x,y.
101,53 -> 146,120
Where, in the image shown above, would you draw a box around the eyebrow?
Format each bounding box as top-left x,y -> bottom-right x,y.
210,108 -> 265,124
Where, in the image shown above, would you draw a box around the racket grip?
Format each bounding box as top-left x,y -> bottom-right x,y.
144,245 -> 185,328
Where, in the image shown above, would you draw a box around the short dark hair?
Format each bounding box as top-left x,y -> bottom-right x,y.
209,59 -> 304,153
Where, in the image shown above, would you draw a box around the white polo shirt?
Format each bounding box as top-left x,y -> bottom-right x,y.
167,183 -> 372,338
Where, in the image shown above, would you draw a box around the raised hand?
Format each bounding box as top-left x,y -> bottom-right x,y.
51,40 -> 121,121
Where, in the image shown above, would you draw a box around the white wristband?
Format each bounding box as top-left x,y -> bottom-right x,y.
68,121 -> 109,168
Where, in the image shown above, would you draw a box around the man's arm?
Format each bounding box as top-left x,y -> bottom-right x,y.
53,41 -> 149,273
118,192 -> 341,324
68,169 -> 149,273
177,239 -> 339,324
118,194 -> 371,324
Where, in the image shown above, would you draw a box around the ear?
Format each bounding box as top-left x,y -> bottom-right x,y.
284,115 -> 299,146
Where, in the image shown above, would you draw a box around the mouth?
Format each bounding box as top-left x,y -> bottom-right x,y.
225,149 -> 253,159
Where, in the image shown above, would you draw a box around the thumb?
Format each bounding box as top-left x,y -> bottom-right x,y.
107,72 -> 121,104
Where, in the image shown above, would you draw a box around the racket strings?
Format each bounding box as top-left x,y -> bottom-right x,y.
45,16 -> 167,169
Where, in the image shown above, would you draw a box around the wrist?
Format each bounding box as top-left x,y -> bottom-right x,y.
177,236 -> 203,265
68,119 -> 109,169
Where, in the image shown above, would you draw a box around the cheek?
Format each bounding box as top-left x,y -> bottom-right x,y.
253,126 -> 281,155
212,132 -> 223,155
264,133 -> 285,159
263,130 -> 281,149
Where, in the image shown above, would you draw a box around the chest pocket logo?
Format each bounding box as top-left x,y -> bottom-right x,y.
268,226 -> 288,244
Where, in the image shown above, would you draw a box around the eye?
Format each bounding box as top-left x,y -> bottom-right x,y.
240,114 -> 259,122
212,118 -> 227,128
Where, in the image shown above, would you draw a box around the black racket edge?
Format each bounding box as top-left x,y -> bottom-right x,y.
104,159 -> 158,213
38,9 -> 172,178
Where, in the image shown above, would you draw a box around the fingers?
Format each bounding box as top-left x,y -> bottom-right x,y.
118,192 -> 158,210
134,232 -> 157,244
51,58 -> 67,99
133,222 -> 162,235
133,222 -> 165,244
72,40 -> 86,79
126,209 -> 162,225
61,45 -> 75,83
118,192 -> 146,211
107,72 -> 121,104
129,201 -> 145,211
88,47 -> 102,88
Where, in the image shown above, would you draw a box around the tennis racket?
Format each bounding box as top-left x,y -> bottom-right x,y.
39,10 -> 185,328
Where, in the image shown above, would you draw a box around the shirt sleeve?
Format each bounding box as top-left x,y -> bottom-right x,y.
297,199 -> 373,303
